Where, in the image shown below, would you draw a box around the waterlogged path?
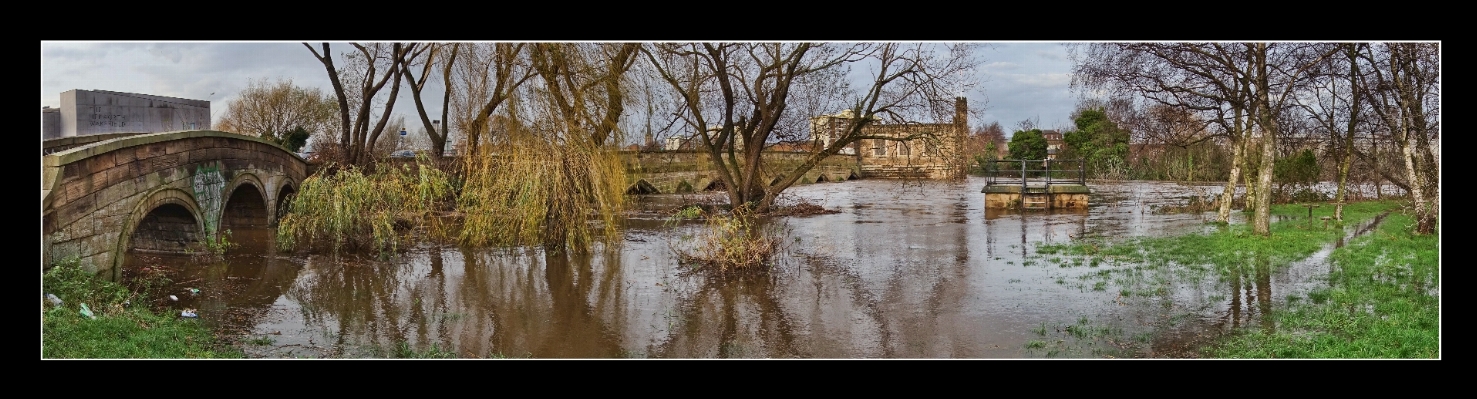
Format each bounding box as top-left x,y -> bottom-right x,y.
128,177 -> 1383,358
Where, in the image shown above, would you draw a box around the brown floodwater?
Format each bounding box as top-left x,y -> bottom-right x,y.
121,177 -> 1385,358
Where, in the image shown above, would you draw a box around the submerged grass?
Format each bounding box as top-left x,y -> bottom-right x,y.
1206,211 -> 1439,358
42,259 -> 241,358
1030,200 -> 1435,358
1037,200 -> 1399,279
279,126 -> 628,255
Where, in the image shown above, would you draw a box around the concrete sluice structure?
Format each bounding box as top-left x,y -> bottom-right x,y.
980,159 -> 1090,210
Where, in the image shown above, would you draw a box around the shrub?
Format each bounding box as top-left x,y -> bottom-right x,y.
672,206 -> 787,274
276,154 -> 454,255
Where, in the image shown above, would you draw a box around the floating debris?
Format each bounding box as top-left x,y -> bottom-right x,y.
45,293 -> 62,307
181,309 -> 199,318
79,303 -> 95,320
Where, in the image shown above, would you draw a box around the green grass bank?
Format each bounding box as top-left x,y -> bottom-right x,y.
1205,207 -> 1439,358
41,259 -> 242,359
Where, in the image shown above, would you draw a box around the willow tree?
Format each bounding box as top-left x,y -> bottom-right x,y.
449,43 -> 537,157
643,42 -> 979,213
457,43 -> 639,251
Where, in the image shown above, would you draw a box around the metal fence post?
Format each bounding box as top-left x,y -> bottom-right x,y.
1079,159 -> 1085,185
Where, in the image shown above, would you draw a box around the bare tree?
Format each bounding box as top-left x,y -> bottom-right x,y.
1072,43 -> 1255,224
1014,118 -> 1037,133
967,121 -> 1007,161
643,42 -> 980,212
1359,42 -> 1439,234
304,42 -> 407,166
1294,43 -> 1371,221
1072,42 -> 1335,235
399,43 -> 457,158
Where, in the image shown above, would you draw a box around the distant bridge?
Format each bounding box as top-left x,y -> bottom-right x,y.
621,150 -> 861,195
42,130 -> 307,279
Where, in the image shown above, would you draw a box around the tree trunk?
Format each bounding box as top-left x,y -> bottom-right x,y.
1252,43 -> 1275,237
1253,127 -> 1276,236
1334,48 -> 1360,221
1217,107 -> 1245,223
1399,125 -> 1430,233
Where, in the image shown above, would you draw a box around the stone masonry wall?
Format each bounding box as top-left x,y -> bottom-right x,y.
857,123 -> 962,179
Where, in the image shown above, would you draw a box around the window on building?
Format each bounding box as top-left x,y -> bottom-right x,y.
873,139 -> 886,156
924,140 -> 937,157
898,141 -> 910,156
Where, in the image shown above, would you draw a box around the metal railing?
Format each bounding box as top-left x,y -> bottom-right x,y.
983,159 -> 1085,189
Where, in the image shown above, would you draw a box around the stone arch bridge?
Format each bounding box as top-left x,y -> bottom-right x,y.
42,130 -> 307,280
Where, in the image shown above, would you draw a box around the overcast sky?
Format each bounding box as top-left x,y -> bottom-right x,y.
41,41 -> 1087,143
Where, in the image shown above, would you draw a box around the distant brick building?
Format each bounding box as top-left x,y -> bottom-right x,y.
812,97 -> 969,179
1042,129 -> 1064,160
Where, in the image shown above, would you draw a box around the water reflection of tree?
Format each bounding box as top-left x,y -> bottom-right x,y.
418,246 -> 633,358
1216,254 -> 1275,334
289,255 -> 416,356
650,188 -> 979,358
534,250 -> 625,357
128,248 -> 301,338
650,273 -> 805,358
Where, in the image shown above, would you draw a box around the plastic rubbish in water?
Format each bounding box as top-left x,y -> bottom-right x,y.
45,293 -> 62,307
187,288 -> 200,295
180,309 -> 198,318
79,303 -> 95,320
169,295 -> 179,302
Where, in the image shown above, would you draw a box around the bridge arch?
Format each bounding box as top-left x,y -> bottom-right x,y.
702,179 -> 726,192
114,187 -> 205,278
627,179 -> 660,195
221,173 -> 271,233
275,180 -> 298,225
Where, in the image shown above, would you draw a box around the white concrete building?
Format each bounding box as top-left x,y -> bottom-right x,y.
45,90 -> 211,138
